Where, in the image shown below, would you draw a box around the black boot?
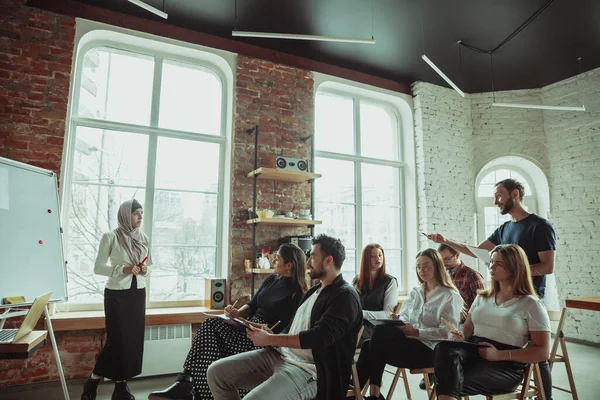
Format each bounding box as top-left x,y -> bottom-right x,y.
81,377 -> 100,400
419,373 -> 435,390
148,373 -> 195,400
112,381 -> 135,400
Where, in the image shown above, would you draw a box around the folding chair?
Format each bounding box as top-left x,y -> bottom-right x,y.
347,325 -> 366,400
483,362 -> 546,400
548,308 -> 579,399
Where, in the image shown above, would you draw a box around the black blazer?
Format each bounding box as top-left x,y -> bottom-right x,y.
290,274 -> 362,400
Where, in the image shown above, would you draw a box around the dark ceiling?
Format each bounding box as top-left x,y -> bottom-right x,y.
72,0 -> 600,93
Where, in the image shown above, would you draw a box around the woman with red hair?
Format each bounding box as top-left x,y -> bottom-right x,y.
353,243 -> 398,346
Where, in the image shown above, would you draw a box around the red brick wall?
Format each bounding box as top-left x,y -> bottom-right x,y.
229,56 -> 314,302
0,0 -> 315,389
0,0 -> 74,174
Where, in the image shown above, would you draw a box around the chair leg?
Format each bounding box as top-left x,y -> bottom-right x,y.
401,368 -> 411,400
387,368 -> 401,399
423,373 -> 433,398
362,379 -> 370,396
351,364 -> 363,400
559,337 -> 579,400
533,363 -> 546,400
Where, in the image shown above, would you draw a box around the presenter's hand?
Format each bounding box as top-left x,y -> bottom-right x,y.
478,342 -> 501,361
124,265 -> 140,275
426,233 -> 446,244
224,305 -> 239,319
246,324 -> 273,346
138,263 -> 147,274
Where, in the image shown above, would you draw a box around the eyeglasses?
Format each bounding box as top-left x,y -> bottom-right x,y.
442,256 -> 455,262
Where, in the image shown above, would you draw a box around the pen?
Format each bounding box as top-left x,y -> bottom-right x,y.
269,320 -> 281,331
441,318 -> 459,334
141,256 -> 148,264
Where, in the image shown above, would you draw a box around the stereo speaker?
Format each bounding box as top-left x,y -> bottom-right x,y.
205,278 -> 226,309
275,156 -> 308,172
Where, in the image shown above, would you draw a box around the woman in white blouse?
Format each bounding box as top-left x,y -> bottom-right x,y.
80,199 -> 151,400
434,244 -> 551,400
356,248 -> 463,400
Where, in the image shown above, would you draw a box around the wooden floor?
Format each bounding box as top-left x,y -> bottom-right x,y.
1,340 -> 599,399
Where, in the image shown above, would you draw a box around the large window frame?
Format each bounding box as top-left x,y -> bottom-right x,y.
314,87 -> 407,292
59,30 -> 232,311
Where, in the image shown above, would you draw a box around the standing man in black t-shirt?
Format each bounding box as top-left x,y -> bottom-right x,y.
426,178 -> 556,399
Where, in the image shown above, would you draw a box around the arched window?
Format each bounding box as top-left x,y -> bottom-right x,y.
313,87 -> 405,288
61,27 -> 232,309
476,167 -> 537,240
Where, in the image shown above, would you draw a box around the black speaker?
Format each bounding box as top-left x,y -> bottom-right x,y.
206,278 -> 226,309
275,156 -> 309,172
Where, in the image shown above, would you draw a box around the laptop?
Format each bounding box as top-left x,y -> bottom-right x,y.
0,292 -> 52,344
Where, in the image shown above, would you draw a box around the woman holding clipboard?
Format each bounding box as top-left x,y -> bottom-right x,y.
149,243 -> 308,400
355,248 -> 463,400
81,199 -> 151,400
434,244 -> 551,400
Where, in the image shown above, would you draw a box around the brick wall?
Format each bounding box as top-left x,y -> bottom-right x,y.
542,67 -> 600,343
0,0 -> 315,388
470,89 -> 549,174
412,82 -> 477,258
229,56 -> 314,302
0,0 -> 74,174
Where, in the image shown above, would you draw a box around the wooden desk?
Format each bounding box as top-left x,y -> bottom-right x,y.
565,296 -> 600,312
0,330 -> 47,359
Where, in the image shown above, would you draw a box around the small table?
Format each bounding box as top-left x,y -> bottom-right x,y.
0,330 -> 47,359
565,296 -> 600,312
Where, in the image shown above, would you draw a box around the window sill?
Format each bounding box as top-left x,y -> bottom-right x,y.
47,306 -> 223,332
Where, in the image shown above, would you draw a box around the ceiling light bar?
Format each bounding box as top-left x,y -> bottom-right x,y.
128,0 -> 168,19
421,54 -> 465,97
232,30 -> 376,44
492,102 -> 586,112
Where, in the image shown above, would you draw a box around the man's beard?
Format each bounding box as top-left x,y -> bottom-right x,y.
309,267 -> 326,279
500,198 -> 514,215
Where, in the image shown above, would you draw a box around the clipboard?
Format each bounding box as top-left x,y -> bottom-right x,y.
375,319 -> 405,326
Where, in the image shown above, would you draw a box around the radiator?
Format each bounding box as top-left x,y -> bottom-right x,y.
139,324 -> 193,377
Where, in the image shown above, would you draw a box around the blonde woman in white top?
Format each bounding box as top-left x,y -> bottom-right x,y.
356,248 -> 463,400
435,244 -> 551,400
81,199 -> 151,400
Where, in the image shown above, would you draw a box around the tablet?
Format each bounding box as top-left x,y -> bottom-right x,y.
375,319 -> 405,326
233,318 -> 251,328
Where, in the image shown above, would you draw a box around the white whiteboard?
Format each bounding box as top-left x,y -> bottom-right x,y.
0,157 -> 68,305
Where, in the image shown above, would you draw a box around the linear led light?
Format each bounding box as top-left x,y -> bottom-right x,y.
128,0 -> 168,19
421,54 -> 465,97
232,30 -> 376,44
492,102 -> 586,112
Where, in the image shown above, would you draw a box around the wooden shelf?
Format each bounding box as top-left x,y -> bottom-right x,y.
245,268 -> 275,274
247,167 -> 321,183
246,218 -> 322,226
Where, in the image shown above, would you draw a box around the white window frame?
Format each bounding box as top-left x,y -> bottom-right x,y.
58,23 -> 234,311
314,87 -> 408,293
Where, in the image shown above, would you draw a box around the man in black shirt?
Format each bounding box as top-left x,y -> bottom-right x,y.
207,234 -> 362,400
427,178 -> 556,399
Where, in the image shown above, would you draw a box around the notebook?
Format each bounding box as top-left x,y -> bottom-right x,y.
0,292 -> 52,344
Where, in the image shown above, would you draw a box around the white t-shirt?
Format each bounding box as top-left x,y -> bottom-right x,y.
279,288 -> 321,378
399,285 -> 463,349
470,294 -> 551,347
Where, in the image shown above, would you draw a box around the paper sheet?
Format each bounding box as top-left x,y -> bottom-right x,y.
467,245 -> 491,265
0,167 -> 8,210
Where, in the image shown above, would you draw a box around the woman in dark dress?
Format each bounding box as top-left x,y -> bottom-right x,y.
353,243 -> 398,347
81,199 -> 151,400
149,243 -> 309,400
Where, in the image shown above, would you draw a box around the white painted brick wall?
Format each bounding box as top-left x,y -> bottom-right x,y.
470,90 -> 549,174
412,68 -> 600,343
542,67 -> 600,343
412,82 -> 477,261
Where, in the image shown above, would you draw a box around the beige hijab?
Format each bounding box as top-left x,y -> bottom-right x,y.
114,199 -> 147,265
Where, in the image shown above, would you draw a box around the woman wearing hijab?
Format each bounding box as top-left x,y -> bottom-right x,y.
81,199 -> 151,400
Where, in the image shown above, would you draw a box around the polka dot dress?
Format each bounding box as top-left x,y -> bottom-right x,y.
183,315 -> 266,399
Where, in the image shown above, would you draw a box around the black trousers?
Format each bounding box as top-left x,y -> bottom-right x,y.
356,323 -> 434,388
434,337 -> 526,399
94,277 -> 146,381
